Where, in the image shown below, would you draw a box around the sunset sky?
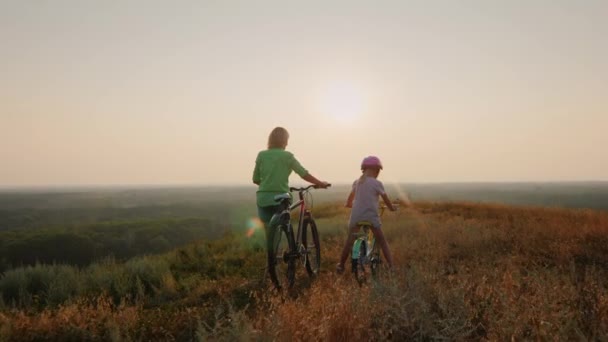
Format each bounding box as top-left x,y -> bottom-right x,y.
1,0 -> 607,187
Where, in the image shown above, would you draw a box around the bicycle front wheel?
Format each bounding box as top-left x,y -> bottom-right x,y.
268,224 -> 296,290
302,218 -> 321,277
370,251 -> 382,278
369,236 -> 382,279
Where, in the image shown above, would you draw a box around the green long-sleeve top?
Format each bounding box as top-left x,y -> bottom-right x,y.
252,148 -> 309,207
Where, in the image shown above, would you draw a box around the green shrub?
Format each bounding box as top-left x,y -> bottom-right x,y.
45,265 -> 81,307
0,264 -> 83,308
125,256 -> 171,296
0,268 -> 28,307
84,258 -> 130,303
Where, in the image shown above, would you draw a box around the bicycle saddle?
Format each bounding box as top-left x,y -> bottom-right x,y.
273,193 -> 291,202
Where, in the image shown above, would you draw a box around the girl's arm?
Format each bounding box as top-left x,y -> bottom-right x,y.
345,190 -> 355,208
381,193 -> 397,211
301,173 -> 329,188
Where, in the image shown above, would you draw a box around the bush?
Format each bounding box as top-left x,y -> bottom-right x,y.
125,256 -> 171,298
0,264 -> 82,308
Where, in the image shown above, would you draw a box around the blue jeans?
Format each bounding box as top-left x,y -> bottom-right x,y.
258,205 -> 281,271
257,205 -> 281,228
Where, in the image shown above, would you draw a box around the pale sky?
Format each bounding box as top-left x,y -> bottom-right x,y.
1,0 -> 607,187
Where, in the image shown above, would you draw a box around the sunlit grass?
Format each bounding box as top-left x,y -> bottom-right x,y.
1,201 -> 608,340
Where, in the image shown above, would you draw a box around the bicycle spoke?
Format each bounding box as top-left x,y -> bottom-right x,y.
268,224 -> 296,290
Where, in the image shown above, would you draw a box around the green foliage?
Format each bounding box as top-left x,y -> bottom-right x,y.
3,233 -> 96,266
124,256 -> 171,296
83,258 -> 129,301
0,264 -> 81,308
0,231 -> 264,310
0,217 -> 227,272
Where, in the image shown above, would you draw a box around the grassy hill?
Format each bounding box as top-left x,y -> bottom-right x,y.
1,201 -> 607,340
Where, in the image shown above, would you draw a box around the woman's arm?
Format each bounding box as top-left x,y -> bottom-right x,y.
301,173 -> 329,188
252,156 -> 261,185
291,154 -> 328,188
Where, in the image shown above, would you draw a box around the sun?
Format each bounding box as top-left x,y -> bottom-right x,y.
319,82 -> 364,123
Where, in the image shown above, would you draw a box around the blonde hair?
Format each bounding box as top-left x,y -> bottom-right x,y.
358,168 -> 379,184
358,172 -> 368,185
267,127 -> 289,149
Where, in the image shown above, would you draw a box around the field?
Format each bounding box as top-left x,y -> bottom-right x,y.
0,183 -> 607,340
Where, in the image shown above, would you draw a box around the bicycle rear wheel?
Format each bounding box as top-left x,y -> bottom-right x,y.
268,224 -> 296,290
351,238 -> 367,285
301,218 -> 321,277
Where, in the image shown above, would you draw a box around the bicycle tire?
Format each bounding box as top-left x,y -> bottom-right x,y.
370,251 -> 382,278
352,238 -> 367,285
301,218 -> 321,277
268,224 -> 296,289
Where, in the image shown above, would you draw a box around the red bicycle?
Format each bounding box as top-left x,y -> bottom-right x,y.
267,184 -> 331,289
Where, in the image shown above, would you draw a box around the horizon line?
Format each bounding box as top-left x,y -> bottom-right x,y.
1,180 -> 608,192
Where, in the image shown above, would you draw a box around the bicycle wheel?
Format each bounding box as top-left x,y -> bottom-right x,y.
268,223 -> 296,290
367,234 -> 381,278
351,238 -> 367,285
370,251 -> 382,278
301,218 -> 321,277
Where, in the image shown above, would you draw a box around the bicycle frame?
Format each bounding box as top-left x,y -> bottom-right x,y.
270,185 -> 317,254
266,184 -> 329,289
288,186 -> 314,246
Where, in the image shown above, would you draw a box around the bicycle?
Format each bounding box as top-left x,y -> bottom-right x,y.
351,202 -> 399,284
267,184 -> 331,290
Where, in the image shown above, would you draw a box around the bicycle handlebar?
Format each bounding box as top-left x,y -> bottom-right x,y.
289,184 -> 332,192
380,202 -> 401,214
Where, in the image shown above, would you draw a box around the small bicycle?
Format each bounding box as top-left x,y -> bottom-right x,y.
351,202 -> 399,284
267,184 -> 331,290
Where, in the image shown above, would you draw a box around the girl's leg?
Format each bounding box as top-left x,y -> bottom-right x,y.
337,226 -> 359,272
372,228 -> 394,268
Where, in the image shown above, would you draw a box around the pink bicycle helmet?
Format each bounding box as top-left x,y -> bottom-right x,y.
361,156 -> 383,170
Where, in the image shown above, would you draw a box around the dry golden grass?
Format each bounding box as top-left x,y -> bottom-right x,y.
250,201 -> 608,340
1,201 -> 607,341
2,296 -> 139,341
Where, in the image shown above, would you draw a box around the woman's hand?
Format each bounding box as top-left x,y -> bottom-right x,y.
315,181 -> 331,189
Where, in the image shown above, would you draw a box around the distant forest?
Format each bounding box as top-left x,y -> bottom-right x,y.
0,182 -> 606,272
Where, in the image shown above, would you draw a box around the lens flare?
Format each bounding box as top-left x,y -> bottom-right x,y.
389,182 -> 430,230
246,217 -> 264,238
390,183 -> 411,205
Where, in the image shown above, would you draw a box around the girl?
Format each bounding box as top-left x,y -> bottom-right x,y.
252,127 -> 329,274
337,156 -> 396,274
